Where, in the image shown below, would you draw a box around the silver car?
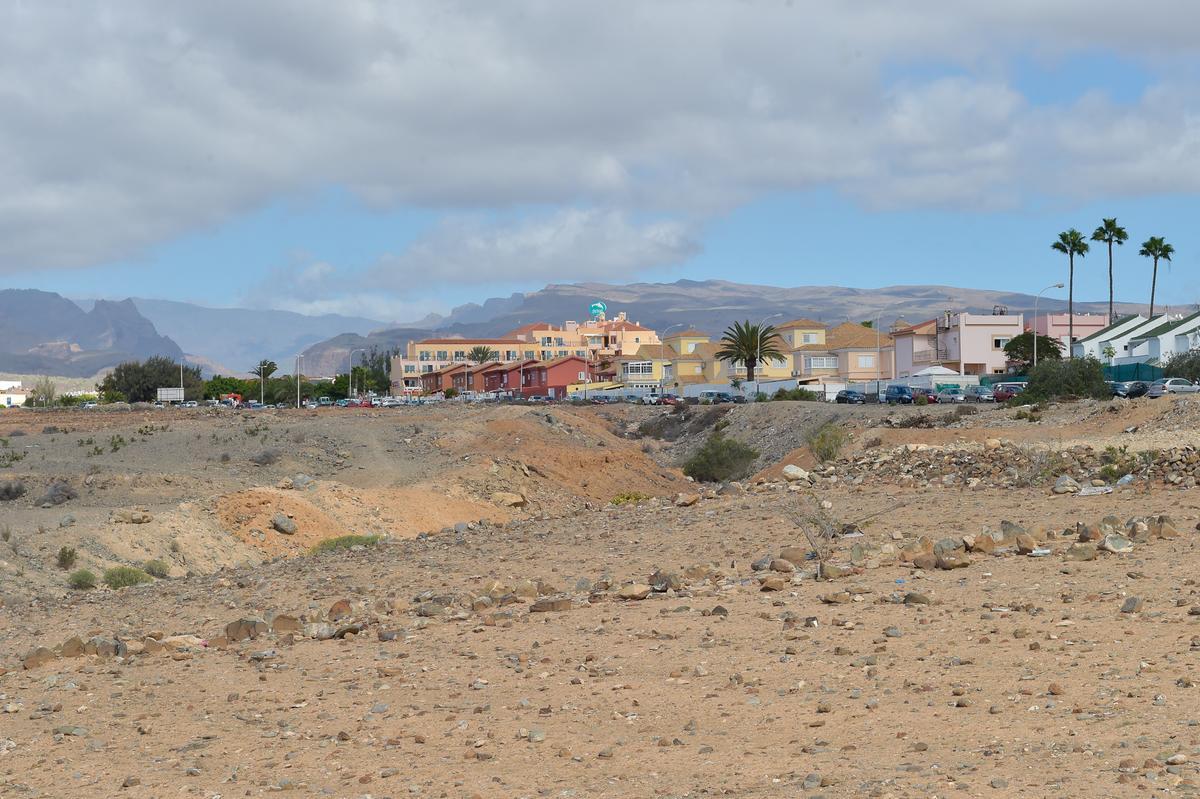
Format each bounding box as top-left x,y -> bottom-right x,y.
964,385 -> 995,402
1147,377 -> 1199,398
936,387 -> 966,403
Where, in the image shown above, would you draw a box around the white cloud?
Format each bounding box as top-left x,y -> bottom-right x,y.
368,209 -> 699,288
2,1 -> 1200,276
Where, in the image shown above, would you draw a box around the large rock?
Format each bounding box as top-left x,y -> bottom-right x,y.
271,513 -> 297,535
1052,475 -> 1081,495
491,491 -> 527,508
617,584 -> 652,601
22,646 -> 55,669
225,617 -> 268,642
270,614 -> 302,633
530,597 -> 572,613
782,465 -> 810,483
0,480 -> 24,501
111,507 -> 153,524
36,482 -> 77,507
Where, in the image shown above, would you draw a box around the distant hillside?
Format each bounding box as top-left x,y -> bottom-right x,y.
299,328 -> 435,377
300,280 -> 1150,373
127,299 -> 386,377
0,289 -> 183,377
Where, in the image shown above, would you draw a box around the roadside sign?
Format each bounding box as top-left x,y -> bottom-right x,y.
156,387 -> 185,402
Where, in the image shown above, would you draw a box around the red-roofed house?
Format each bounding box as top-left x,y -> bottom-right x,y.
520,356 -> 599,399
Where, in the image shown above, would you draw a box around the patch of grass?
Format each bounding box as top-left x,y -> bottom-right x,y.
683,432 -> 759,483
771,387 -> 820,401
68,569 -> 96,590
308,534 -> 382,555
109,434 -> 127,453
1098,444 -> 1137,483
806,421 -> 849,463
103,565 -> 152,589
611,491 -> 651,506
142,559 -> 170,578
56,546 -> 76,569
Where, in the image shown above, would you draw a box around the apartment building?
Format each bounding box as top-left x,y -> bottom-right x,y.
612,330 -> 790,393
793,322 -> 895,384
1118,311 -> 1200,365
1072,315 -> 1152,361
1030,312 -> 1110,352
893,311 -> 1024,378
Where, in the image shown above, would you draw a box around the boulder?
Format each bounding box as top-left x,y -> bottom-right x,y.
617,584 -> 652,601
36,482 -> 77,507
22,646 -> 55,669
778,545 -> 809,565
270,614 -> 302,633
111,507 -> 153,524
224,617 -> 268,642
491,491 -> 527,508
530,597 -> 572,613
674,493 -> 699,507
1052,475 -> 1081,495
1100,534 -> 1134,554
782,465 -> 810,483
271,513 -> 297,535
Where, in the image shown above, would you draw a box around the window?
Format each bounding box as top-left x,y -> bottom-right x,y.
541,337 -> 552,346
578,371 -> 586,381
806,356 -> 838,369
857,354 -> 875,368
993,337 -> 1010,349
418,352 -> 431,361
453,350 -> 465,361
554,337 -> 564,346
801,333 -> 819,344
403,364 -> 415,374
634,337 -> 640,343
422,365 -> 434,373
623,361 -> 653,375
436,350 -> 448,361
524,350 -> 535,360
504,350 -> 517,360
575,350 -> 587,357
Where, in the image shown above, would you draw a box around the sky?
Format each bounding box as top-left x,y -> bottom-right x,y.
6,1 -> 1200,323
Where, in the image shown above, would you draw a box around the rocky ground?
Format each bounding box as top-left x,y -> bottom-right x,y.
4,396 -> 1200,797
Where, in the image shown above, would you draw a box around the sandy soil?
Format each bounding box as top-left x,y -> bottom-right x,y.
3,396 -> 1200,797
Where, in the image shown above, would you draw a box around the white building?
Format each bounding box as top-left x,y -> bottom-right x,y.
1115,311 -> 1200,365
1,386 -> 27,407
1072,315 -> 1151,361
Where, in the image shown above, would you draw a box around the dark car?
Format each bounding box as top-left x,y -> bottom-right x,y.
835,389 -> 866,404
1111,380 -> 1149,399
910,387 -> 938,404
884,384 -> 914,405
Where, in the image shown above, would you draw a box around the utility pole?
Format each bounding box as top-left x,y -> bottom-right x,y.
349,348 -> 366,399
1034,283 -> 1065,367
295,355 -> 303,408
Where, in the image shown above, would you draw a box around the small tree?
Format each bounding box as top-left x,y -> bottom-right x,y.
1003,332 -> 1064,369
1102,344 -> 1117,363
716,321 -> 783,384
1025,356 -> 1109,402
468,345 -> 498,364
27,376 -> 56,407
683,432 -> 759,482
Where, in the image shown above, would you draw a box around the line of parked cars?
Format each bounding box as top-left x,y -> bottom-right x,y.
1109,377 -> 1200,399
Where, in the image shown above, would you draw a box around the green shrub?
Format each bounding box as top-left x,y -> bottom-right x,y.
103,566 -> 152,589
611,491 -> 651,506
772,387 -> 820,402
56,546 -> 76,570
309,534 -> 382,555
683,433 -> 759,482
68,569 -> 96,590
1024,357 -> 1109,402
913,394 -> 929,406
806,421 -> 849,463
1163,350 -> 1200,382
443,387 -> 460,399
142,559 -> 170,578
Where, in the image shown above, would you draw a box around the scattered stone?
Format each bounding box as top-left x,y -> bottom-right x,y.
491,491 -> 527,508
530,596 -> 572,613
224,617 -> 268,642
1120,596 -> 1144,614
0,480 -> 25,501
36,482 -> 77,507
1053,475 -> 1081,494
782,464 -> 810,483
617,584 -> 652,601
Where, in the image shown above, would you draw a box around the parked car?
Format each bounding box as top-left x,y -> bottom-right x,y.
910,387 -> 938,404
992,383 -> 1025,402
964,385 -> 995,403
82,401 -> 98,409
1118,380 -> 1149,398
1148,377 -> 1198,398
659,394 -> 684,406
835,389 -> 866,404
936,387 -> 966,403
640,394 -> 661,405
527,395 -> 551,403
883,385 -> 914,405
697,390 -> 731,404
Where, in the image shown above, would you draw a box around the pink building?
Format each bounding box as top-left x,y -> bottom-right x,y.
893,311 -> 1025,378
1030,312 -> 1109,354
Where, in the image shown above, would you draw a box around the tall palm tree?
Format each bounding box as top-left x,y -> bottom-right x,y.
251,360 -> 277,405
1139,236 -> 1175,317
1090,218 -> 1128,323
1051,229 -> 1089,354
715,320 -> 783,384
468,345 -> 497,364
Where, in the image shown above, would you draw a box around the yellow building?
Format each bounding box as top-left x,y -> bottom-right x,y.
614,329 -> 792,392
793,322 -> 895,383
775,318 -> 826,349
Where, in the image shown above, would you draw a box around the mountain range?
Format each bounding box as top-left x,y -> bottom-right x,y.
0,281 -> 1167,380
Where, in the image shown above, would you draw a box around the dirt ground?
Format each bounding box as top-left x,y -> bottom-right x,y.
4,396 -> 1200,797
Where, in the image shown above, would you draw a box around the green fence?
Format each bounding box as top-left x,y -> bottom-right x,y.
1103,363 -> 1162,382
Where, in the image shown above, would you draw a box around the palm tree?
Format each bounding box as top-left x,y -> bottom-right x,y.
1090,218 -> 1127,323
251,360 -> 277,405
468,345 -> 497,364
1051,229 -> 1089,354
715,320 -> 783,384
1139,236 -> 1175,317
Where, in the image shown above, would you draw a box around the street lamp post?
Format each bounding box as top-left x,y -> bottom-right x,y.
659,324 -> 683,402
1033,283 -> 1065,367
348,348 -> 366,399
754,313 -> 783,400
295,354 -> 303,408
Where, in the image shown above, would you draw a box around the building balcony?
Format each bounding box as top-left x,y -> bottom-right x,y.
912,348 -> 950,364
